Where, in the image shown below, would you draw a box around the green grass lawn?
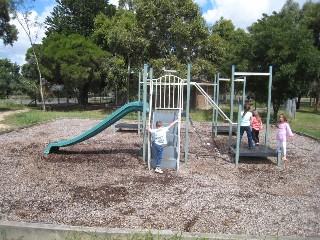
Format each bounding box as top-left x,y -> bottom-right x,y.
289,102 -> 320,139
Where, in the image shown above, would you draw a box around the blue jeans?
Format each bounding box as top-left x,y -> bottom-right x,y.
153,143 -> 163,165
240,126 -> 253,148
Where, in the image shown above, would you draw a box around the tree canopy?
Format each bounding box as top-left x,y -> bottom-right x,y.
0,0 -> 18,45
247,0 -> 320,118
45,0 -> 116,37
40,34 -> 111,105
0,58 -> 21,98
2,0 -> 319,112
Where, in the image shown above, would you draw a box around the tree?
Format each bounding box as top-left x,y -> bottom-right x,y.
40,34 -> 111,105
204,17 -> 251,98
301,1 -> 320,112
45,0 -> 116,37
11,0 -> 46,110
0,58 -> 21,98
210,17 -> 251,75
0,0 -> 18,45
93,9 -> 148,102
247,1 -> 319,119
135,0 -> 208,63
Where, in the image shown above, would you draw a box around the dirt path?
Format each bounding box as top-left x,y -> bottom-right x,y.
0,109 -> 29,130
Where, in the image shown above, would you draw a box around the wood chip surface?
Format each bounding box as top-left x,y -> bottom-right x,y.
0,119 -> 319,238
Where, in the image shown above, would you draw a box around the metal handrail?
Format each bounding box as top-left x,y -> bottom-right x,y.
193,82 -> 236,125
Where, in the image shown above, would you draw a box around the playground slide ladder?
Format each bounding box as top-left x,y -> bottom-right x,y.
149,110 -> 181,170
147,73 -> 182,170
193,82 -> 236,125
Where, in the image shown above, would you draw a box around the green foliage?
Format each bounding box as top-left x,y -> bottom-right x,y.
45,0 -> 116,37
0,100 -> 25,109
302,1 -> 320,50
41,34 -> 111,105
135,0 -> 208,63
0,58 -> 21,98
93,9 -> 148,68
0,0 -> 18,45
247,1 -> 320,120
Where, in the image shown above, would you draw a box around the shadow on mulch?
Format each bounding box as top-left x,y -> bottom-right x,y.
237,156 -> 274,165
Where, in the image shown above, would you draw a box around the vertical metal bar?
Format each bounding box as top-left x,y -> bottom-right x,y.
173,76 -> 176,108
265,65 -> 273,147
163,76 -> 166,108
185,64 -> 191,163
235,104 -> 242,166
142,64 -> 148,163
169,75 -> 171,108
155,78 -> 158,109
212,74 -> 217,135
158,78 -> 162,108
229,65 -> 235,148
277,150 -> 282,167
214,73 -> 220,137
242,77 -> 246,106
138,72 -> 141,135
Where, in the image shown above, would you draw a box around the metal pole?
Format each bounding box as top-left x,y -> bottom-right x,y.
212,74 -> 217,135
242,77 -> 246,106
228,65 -> 235,148
214,73 -> 220,137
265,65 -> 273,147
185,64 -> 191,163
138,72 -> 141,135
235,104 -> 242,165
142,64 -> 148,163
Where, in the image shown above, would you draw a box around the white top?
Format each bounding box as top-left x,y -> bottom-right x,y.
240,111 -> 252,126
150,127 -> 169,145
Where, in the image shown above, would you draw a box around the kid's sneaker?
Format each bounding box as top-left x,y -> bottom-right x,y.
155,167 -> 163,174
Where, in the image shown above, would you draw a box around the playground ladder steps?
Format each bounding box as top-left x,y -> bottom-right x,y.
150,109 -> 180,169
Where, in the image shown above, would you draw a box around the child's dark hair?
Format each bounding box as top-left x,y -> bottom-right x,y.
156,121 -> 163,128
242,103 -> 251,117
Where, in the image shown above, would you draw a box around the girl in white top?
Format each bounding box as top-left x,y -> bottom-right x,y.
240,103 -> 253,149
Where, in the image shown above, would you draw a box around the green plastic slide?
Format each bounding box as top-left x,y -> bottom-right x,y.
44,101 -> 148,154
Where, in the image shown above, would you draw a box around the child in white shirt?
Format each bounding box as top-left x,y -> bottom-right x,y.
147,119 -> 179,173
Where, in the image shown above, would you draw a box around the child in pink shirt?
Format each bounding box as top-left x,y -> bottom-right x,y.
276,114 -> 293,160
251,110 -> 263,146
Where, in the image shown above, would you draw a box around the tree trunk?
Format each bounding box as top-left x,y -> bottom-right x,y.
78,89 -> 89,105
296,95 -> 301,110
314,97 -> 319,113
272,101 -> 280,122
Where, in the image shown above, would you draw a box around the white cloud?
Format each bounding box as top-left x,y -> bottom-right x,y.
0,4 -> 54,66
109,0 -> 119,6
203,0 -> 319,29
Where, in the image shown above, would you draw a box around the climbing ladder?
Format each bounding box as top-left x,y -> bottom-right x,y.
147,73 -> 183,170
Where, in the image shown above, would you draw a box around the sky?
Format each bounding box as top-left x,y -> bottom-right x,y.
1,0 -> 319,66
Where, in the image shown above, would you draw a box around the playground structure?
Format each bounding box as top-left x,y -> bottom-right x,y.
228,65 -> 281,166
139,64 -> 240,170
43,101 -> 149,154
43,63 -> 282,168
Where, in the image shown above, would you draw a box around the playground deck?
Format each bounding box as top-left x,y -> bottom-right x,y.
229,144 -> 278,157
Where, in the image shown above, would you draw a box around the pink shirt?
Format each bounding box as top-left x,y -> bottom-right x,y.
252,116 -> 262,130
276,122 -> 293,141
